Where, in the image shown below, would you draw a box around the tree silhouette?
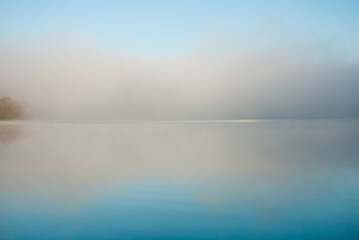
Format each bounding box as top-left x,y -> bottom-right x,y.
0,97 -> 23,120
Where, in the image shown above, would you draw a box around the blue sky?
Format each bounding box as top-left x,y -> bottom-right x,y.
1,0 -> 359,58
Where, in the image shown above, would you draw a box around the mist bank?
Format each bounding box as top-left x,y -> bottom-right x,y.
0,45 -> 358,120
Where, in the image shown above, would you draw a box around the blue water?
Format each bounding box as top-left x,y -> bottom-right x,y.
0,120 -> 358,239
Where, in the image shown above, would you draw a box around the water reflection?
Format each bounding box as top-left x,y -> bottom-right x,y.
0,121 -> 358,239
0,125 -> 22,144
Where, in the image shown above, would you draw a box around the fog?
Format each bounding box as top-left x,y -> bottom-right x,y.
0,41 -> 358,120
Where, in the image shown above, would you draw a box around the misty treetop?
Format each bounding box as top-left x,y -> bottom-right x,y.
0,97 -> 23,120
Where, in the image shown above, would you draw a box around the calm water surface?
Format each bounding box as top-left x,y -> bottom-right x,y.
0,120 -> 358,239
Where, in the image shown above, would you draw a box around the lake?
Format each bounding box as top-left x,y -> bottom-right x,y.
0,120 -> 358,239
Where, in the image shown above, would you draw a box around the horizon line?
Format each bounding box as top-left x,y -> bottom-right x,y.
0,119 -> 357,125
